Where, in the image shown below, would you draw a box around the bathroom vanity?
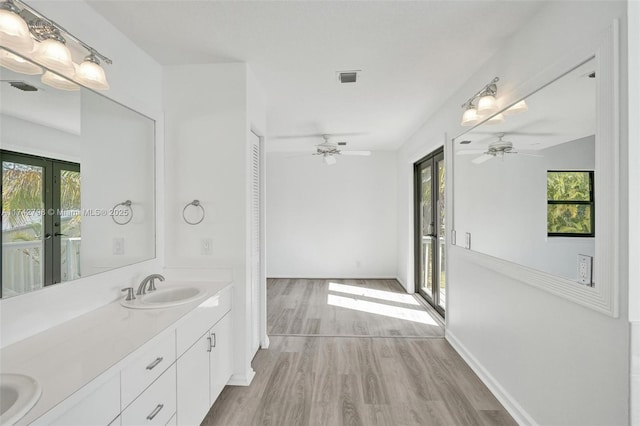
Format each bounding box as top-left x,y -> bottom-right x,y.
0,281 -> 233,426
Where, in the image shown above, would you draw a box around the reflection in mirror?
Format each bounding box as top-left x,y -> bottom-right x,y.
453,58 -> 595,281
1,55 -> 155,298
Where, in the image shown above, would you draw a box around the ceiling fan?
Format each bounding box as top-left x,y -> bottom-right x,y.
458,133 -> 541,164
297,135 -> 372,165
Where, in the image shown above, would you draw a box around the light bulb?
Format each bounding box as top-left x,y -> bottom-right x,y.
0,5 -> 33,54
74,56 -> 109,90
485,113 -> 505,125
33,38 -> 75,76
503,99 -> 528,116
460,107 -> 479,127
476,94 -> 498,115
0,48 -> 42,74
41,70 -> 79,91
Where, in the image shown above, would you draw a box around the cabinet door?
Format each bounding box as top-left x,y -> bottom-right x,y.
176,331 -> 211,426
210,312 -> 233,404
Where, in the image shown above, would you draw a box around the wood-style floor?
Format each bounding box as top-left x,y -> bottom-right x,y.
202,279 -> 515,426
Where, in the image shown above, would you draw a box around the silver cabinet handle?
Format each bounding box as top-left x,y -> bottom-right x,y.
145,357 -> 163,370
212,332 -> 217,348
146,404 -> 163,420
207,336 -> 212,352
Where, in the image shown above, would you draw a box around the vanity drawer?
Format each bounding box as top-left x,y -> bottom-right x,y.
176,285 -> 232,357
121,364 -> 176,426
121,332 -> 176,407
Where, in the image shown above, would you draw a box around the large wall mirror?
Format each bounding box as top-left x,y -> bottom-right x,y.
1,52 -> 156,299
451,22 -> 619,317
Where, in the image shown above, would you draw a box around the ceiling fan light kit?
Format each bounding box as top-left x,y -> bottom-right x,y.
460,77 -> 528,127
297,134 -> 373,165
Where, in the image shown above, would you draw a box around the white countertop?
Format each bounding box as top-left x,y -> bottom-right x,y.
0,280 -> 233,425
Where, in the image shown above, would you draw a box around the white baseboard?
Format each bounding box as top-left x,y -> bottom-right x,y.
446,331 -> 536,426
260,335 -> 270,349
228,368 -> 256,387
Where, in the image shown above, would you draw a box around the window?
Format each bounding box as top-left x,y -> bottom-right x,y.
547,170 -> 594,237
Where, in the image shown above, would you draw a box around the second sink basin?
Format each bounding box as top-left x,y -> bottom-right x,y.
121,285 -> 206,309
0,374 -> 42,425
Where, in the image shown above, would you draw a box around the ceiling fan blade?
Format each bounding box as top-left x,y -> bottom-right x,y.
340,150 -> 372,156
472,154 -> 493,164
456,149 -> 486,155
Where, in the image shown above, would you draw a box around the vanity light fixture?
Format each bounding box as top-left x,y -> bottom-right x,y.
503,99 -> 529,115
460,77 -> 528,126
0,0 -> 32,54
41,69 -> 79,91
74,52 -> 109,90
0,0 -> 112,91
0,48 -> 41,74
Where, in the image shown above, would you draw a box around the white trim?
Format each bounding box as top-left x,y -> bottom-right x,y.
450,20 -> 620,318
446,330 -> 537,426
228,368 -> 256,387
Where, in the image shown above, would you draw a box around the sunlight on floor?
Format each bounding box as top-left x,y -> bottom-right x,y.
328,282 -> 421,306
327,294 -> 438,325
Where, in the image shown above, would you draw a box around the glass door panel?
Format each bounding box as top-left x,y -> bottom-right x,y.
437,156 -> 446,310
420,165 -> 434,297
2,159 -> 47,296
58,166 -> 81,282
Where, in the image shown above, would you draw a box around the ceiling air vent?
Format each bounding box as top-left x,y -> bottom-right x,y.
337,142 -> 347,146
337,70 -> 361,84
8,81 -> 38,92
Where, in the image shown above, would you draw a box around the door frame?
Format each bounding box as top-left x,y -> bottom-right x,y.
413,147 -> 445,317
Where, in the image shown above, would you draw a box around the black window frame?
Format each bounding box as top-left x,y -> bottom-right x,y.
1,150 -> 80,297
546,170 -> 595,238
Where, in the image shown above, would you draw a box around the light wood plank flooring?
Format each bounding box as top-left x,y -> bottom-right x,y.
202,279 -> 515,426
268,278 -> 444,337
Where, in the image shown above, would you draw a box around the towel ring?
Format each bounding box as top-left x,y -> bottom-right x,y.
183,200 -> 205,225
112,200 -> 133,225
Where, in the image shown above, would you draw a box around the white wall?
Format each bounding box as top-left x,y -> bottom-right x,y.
164,63 -> 266,385
454,136 -> 595,280
266,151 -> 397,278
0,0 -> 164,348
396,2 -> 628,425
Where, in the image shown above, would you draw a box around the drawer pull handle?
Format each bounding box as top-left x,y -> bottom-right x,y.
146,357 -> 163,370
147,404 -> 164,420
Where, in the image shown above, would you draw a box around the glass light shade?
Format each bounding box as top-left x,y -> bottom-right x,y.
460,107 -> 479,127
41,70 -> 79,91
476,94 -> 498,115
0,8 -> 33,53
74,59 -> 109,90
33,39 -> 75,76
323,155 -> 337,165
503,99 -> 529,116
485,113 -> 505,125
0,49 -> 42,75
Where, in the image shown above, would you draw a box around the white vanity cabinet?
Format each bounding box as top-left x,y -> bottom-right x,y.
176,312 -> 233,425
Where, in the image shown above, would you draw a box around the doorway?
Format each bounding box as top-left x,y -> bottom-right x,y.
414,148 -> 446,316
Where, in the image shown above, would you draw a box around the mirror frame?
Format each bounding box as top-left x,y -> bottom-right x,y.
450,20 -> 619,317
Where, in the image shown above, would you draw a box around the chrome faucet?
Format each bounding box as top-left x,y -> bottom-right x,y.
137,274 -> 165,295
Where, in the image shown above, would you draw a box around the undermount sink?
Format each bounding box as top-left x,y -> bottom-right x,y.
0,374 -> 42,425
121,286 -> 206,309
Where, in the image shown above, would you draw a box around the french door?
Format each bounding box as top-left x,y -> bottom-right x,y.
1,150 -> 81,296
414,148 -> 446,316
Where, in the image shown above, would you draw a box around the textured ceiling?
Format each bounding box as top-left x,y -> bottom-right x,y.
88,1 -> 545,152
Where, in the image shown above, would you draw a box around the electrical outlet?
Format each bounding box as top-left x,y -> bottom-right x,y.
113,237 -> 124,255
201,238 -> 213,256
465,232 -> 471,250
577,254 -> 593,285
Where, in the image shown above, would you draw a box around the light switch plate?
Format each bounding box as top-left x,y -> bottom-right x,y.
201,238 -> 213,255
451,230 -> 456,246
577,254 -> 593,285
